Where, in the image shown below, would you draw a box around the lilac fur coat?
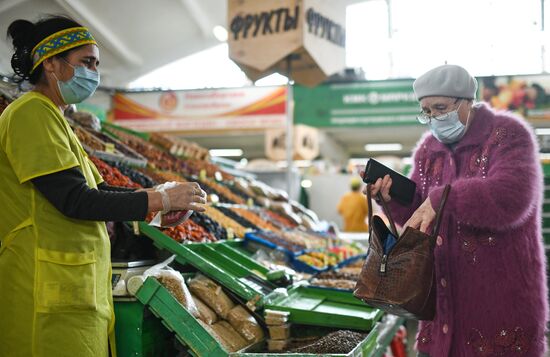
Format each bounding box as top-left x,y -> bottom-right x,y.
387,103 -> 548,356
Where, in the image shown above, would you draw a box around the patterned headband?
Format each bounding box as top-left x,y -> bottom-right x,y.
31,27 -> 97,73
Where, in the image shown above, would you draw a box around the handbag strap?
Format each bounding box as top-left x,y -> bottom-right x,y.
366,184 -> 399,237
430,184 -> 451,238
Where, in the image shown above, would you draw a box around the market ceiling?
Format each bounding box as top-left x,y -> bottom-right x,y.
0,0 -> 364,87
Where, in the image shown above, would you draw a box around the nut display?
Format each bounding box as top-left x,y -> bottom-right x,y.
160,219 -> 217,243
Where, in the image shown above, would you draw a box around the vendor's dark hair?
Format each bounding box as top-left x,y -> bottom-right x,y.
7,15 -> 83,84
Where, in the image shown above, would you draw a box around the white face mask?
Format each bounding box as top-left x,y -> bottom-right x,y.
429,100 -> 471,144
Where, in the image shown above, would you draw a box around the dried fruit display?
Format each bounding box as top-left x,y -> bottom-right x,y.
190,212 -> 227,240
93,131 -> 146,161
200,179 -> 245,205
74,126 -> 105,151
150,133 -> 209,160
185,158 -> 233,180
161,219 -> 217,243
251,231 -> 305,253
259,209 -> 298,229
90,156 -> 141,188
230,207 -> 280,232
0,95 -> 12,115
215,206 -> 259,231
310,279 -> 356,290
106,161 -> 157,188
203,206 -> 247,238
108,128 -> 184,172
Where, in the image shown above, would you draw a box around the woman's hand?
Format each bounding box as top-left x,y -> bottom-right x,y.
166,182 -> 207,212
403,197 -> 436,233
361,172 -> 392,202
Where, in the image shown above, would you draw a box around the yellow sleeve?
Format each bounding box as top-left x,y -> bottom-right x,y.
5,98 -> 79,183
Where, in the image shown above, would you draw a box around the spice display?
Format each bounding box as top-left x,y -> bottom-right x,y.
215,206 -> 259,231
231,207 -> 280,232
289,330 -> 367,354
90,156 -> 141,188
190,212 -> 227,240
160,220 -> 217,243
203,206 -> 248,238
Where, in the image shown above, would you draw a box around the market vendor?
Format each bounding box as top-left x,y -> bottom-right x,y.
0,16 -> 207,357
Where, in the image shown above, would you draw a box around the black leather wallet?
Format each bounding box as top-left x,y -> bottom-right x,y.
362,159 -> 416,205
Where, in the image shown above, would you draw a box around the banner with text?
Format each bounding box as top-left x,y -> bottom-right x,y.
294,80 -> 419,127
113,86 -> 287,132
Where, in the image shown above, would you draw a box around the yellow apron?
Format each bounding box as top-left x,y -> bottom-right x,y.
0,92 -> 116,357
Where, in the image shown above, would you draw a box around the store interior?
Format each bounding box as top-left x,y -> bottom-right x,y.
1,0 -> 550,356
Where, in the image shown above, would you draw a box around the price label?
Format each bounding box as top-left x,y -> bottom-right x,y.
199,169 -> 207,180
105,143 -> 115,153
227,228 -> 234,241
214,171 -> 223,182
132,221 -> 140,235
247,198 -> 254,207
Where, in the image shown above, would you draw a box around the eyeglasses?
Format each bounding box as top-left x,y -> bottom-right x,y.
417,99 -> 463,124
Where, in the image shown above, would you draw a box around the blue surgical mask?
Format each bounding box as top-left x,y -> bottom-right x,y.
55,59 -> 100,104
429,101 -> 470,144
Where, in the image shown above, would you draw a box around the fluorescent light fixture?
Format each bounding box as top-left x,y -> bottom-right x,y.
364,143 -> 403,152
209,149 -> 243,157
535,128 -> 550,136
301,179 -> 313,188
212,26 -> 228,42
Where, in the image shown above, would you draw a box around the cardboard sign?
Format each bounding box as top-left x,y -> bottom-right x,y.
228,0 -> 346,87
265,124 -> 319,160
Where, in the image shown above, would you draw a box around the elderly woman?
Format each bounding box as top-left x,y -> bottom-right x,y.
370,64 -> 548,356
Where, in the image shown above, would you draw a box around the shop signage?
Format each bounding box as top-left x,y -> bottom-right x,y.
294,80 -> 420,127
305,8 -> 345,48
112,86 -> 287,132
229,6 -> 300,40
265,124 -> 319,160
228,0 -> 346,87
294,73 -> 550,127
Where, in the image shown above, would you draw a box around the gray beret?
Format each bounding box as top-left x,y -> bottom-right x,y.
413,64 -> 478,100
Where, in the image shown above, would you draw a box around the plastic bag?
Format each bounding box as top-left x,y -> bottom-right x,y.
142,256 -> 200,318
191,294 -> 218,324
149,182 -> 193,228
226,305 -> 264,343
188,274 -> 235,318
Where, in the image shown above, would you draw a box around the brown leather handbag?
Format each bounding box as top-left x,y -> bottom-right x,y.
353,184 -> 450,320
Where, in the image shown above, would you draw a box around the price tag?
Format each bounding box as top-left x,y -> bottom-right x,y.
105,143 -> 115,153
247,198 -> 254,207
214,171 -> 223,182
199,169 -> 207,181
132,221 -> 140,235
227,228 -> 234,241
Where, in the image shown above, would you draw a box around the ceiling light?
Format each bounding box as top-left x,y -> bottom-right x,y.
535,128 -> 550,136
301,179 -> 313,188
364,143 -> 403,152
213,26 -> 228,42
209,149 -> 243,157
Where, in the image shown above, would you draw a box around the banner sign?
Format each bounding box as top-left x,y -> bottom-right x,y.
294,80 -> 420,127
113,86 -> 286,132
